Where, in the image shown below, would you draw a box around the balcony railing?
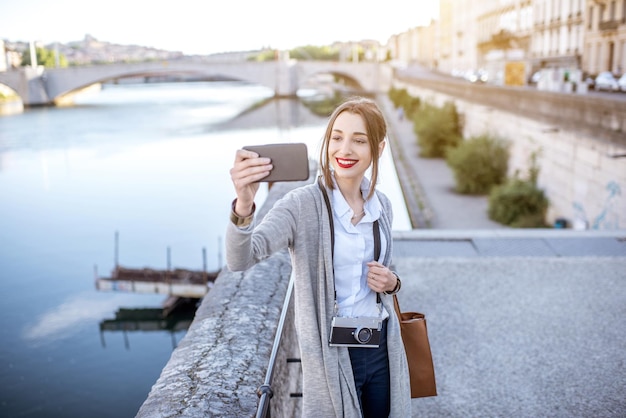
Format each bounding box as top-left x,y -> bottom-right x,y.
599,20 -> 620,30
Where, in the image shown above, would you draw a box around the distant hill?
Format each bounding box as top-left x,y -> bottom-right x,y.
3,34 -> 184,66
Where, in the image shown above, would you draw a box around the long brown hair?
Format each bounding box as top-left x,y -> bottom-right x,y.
319,97 -> 387,200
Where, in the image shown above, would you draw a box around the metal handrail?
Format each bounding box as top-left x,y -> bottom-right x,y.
256,272 -> 295,418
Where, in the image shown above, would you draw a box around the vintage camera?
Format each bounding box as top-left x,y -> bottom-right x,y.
329,316 -> 383,348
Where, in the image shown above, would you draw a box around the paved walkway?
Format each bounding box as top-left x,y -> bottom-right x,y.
396,255 -> 626,418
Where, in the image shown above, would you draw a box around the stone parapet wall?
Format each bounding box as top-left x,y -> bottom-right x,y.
136,176 -> 312,418
394,79 -> 626,229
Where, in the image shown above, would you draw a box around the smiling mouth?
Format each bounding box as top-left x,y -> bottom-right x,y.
336,158 -> 358,168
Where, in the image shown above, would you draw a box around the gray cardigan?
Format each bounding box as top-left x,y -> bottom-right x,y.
226,182 -> 412,417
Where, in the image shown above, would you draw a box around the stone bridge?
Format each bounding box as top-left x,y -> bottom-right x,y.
0,59 -> 392,106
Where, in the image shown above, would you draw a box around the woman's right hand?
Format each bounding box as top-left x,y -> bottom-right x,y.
230,149 -> 273,216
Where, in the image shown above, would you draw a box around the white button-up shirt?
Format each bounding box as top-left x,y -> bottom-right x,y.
332,177 -> 389,319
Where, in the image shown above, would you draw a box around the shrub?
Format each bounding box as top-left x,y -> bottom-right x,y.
413,101 -> 462,158
388,87 -> 421,118
488,152 -> 548,227
446,134 -> 510,194
488,179 -> 549,227
403,96 -> 422,120
388,86 -> 406,107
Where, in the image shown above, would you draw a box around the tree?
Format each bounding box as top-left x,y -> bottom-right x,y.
289,45 -> 339,61
21,46 -> 68,68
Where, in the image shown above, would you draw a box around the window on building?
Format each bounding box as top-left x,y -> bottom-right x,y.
588,6 -> 594,29
567,26 -> 572,54
610,1 -> 616,19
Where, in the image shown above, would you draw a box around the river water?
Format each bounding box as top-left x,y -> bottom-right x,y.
0,81 -> 409,417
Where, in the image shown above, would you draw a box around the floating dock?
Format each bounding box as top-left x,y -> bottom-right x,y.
94,232 -> 220,300
95,265 -> 218,298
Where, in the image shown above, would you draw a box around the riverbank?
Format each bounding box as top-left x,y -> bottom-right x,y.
0,98 -> 23,115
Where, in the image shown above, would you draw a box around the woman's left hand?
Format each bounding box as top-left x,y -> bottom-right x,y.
366,261 -> 397,294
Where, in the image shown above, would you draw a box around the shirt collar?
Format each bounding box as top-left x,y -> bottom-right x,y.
330,174 -> 381,224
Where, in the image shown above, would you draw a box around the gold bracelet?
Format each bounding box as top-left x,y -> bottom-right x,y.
230,199 -> 255,228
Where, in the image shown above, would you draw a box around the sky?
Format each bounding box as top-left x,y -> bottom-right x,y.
1,0 -> 439,55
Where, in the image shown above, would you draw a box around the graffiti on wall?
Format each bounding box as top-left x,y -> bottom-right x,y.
572,181 -> 622,229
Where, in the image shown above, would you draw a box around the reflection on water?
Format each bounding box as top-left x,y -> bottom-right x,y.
22,292 -> 177,345
22,293 -> 142,343
99,300 -> 198,350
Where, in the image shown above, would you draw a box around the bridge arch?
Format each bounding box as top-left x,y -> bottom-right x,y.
0,60 -> 390,106
0,81 -> 22,115
50,69 -> 265,103
296,68 -> 366,96
42,61 -> 281,104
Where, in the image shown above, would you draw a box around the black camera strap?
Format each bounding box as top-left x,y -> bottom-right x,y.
318,177 -> 382,312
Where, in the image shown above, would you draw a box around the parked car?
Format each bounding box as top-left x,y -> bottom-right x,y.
528,71 -> 542,85
583,73 -> 596,90
618,74 -> 626,92
594,71 -> 620,92
464,69 -> 489,84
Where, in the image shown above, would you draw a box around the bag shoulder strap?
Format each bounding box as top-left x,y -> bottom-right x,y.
373,216 -> 381,261
392,294 -> 402,318
319,177 -> 335,258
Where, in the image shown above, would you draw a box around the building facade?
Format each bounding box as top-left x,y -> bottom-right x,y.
0,41 -> 6,72
584,0 -> 626,74
451,0 -> 481,75
438,0 -> 455,72
390,0 -> 626,83
476,0 -> 533,83
388,24 -> 438,69
530,0 -> 585,73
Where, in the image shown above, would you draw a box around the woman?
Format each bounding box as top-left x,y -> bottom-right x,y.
226,97 -> 411,417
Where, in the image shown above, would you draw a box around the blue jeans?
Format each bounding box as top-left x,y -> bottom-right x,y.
348,319 -> 390,418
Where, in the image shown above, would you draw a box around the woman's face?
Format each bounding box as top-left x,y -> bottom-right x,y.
328,111 -> 372,182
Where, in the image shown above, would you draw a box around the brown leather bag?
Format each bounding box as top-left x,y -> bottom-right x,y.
393,294 -> 437,398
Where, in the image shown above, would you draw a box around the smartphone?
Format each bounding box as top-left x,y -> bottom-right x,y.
243,143 -> 310,182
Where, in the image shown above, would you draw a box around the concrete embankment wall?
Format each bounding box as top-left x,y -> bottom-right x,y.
136,178 -> 308,418
394,77 -> 626,230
